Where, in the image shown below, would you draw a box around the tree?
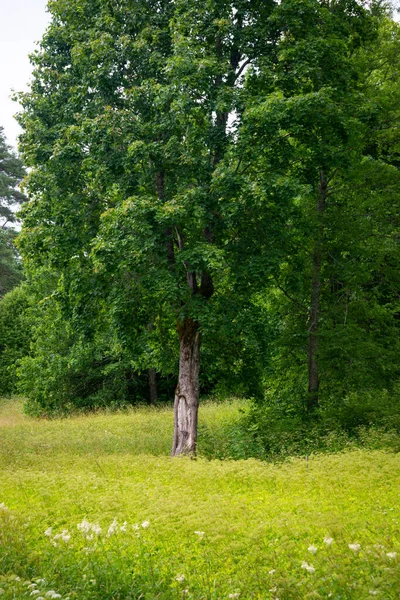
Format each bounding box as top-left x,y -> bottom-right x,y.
239,5 -> 400,416
17,0 -> 279,454
0,127 -> 26,296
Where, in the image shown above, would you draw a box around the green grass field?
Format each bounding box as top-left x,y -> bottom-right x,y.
0,398 -> 399,599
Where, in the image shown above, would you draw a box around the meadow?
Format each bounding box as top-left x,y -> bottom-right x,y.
0,398 -> 399,599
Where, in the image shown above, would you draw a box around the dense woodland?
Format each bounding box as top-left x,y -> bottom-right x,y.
0,0 -> 400,456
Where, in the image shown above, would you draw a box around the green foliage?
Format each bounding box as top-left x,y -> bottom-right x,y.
0,285 -> 32,396
0,127 -> 26,297
239,387 -> 400,461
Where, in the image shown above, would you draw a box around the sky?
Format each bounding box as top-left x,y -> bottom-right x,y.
0,0 -> 50,151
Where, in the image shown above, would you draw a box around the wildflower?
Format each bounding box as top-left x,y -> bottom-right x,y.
369,591 -> 378,596
176,575 -> 185,583
77,519 -> 101,538
28,584 -> 37,590
61,530 -> 71,543
0,503 -> 8,511
107,518 -> 118,537
91,523 -> 102,536
323,536 -> 334,546
53,530 -> 70,543
120,521 -> 128,532
44,528 -> 53,537
46,592 -> 62,599
141,520 -> 150,528
386,552 -> 397,559
308,545 -> 318,554
301,561 -> 315,573
77,519 -> 91,534
268,569 -> 276,575
229,594 -> 240,599
35,580 -> 46,585
30,591 -> 40,596
194,530 -> 205,539
348,543 -> 361,552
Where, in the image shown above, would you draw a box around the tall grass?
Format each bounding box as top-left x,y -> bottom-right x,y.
0,398 -> 399,599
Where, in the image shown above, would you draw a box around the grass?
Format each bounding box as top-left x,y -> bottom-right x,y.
0,398 -> 399,599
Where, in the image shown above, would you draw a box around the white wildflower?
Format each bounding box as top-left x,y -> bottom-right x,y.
141,520 -> 150,529
301,561 -> 315,573
0,503 -> 8,511
268,569 -> 276,575
53,530 -> 70,543
308,545 -> 318,554
176,575 -> 185,583
35,580 -> 46,585
91,523 -> 102,536
386,552 -> 397,559
77,519 -> 101,538
61,530 -> 71,543
28,584 -> 37,590
228,594 -> 240,599
349,543 -> 361,552
194,530 -> 205,539
46,592 -> 62,599
77,519 -> 91,534
44,528 -> 53,537
30,592 -> 40,596
323,536 -> 334,545
120,521 -> 128,532
369,592 -> 379,596
107,518 -> 118,537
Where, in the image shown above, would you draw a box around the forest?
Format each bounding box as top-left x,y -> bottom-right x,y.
1,0 -> 400,454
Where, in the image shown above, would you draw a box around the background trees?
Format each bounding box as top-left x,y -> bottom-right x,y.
0,127 -> 26,298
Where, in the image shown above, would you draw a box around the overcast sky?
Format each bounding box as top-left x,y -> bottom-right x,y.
0,0 -> 50,150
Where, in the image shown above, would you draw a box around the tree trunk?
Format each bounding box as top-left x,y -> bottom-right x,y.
148,368 -> 157,405
171,317 -> 201,456
306,170 -> 327,413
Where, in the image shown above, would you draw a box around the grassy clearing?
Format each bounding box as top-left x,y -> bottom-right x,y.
0,398 -> 399,599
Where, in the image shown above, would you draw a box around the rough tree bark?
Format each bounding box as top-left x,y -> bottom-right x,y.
171,317 -> 201,456
306,170 -> 327,413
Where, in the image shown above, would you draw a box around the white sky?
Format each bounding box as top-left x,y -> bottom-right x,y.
0,0 -> 50,151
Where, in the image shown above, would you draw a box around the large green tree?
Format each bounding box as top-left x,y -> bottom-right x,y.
239,7 -> 400,415
18,0 -> 280,454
